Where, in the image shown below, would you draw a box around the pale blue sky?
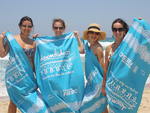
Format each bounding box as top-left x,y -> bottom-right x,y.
0,0 -> 150,37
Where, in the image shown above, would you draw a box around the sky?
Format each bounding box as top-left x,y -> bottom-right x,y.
0,0 -> 150,37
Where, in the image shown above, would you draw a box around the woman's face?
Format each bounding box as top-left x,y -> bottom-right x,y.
112,22 -> 126,42
87,31 -> 99,44
53,21 -> 65,36
20,20 -> 33,36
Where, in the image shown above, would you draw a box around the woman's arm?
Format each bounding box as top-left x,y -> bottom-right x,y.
8,100 -> 17,113
0,32 -> 9,58
74,31 -> 85,54
96,47 -> 106,96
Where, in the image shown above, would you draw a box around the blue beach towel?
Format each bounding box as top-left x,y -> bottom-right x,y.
106,19 -> 150,113
35,32 -> 84,113
80,43 -> 107,113
5,32 -> 48,113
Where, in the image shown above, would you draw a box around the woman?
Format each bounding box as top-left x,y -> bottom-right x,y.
105,18 -> 150,113
81,23 -> 108,113
0,16 -> 36,113
104,19 -> 128,113
52,18 -> 84,53
82,23 -> 105,70
105,18 -> 129,69
34,18 -> 85,112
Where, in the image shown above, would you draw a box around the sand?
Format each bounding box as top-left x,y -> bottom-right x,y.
138,88 -> 150,113
0,88 -> 150,113
0,96 -> 21,113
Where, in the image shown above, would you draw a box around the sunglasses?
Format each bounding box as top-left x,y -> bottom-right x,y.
87,31 -> 100,35
112,28 -> 125,32
21,25 -> 32,28
53,26 -> 64,30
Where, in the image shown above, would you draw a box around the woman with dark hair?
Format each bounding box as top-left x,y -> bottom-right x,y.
0,16 -> 37,113
105,17 -> 150,113
102,18 -> 129,113
105,18 -> 129,69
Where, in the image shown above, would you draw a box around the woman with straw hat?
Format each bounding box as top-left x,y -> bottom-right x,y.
82,23 -> 108,113
83,23 -> 106,69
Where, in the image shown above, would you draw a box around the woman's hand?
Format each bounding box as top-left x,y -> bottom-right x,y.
0,32 -> 6,40
32,33 -> 39,38
74,31 -> 79,38
73,31 -> 85,54
0,32 -> 9,58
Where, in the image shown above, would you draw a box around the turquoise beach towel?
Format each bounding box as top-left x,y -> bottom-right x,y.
5,32 -> 48,113
106,19 -> 150,113
35,32 -> 84,113
80,43 -> 107,113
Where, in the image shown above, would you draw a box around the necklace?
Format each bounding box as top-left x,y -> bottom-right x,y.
112,42 -> 119,52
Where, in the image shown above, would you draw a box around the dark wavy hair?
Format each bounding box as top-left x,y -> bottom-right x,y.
18,16 -> 33,27
111,18 -> 129,34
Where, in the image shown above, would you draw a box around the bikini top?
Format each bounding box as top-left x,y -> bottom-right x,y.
23,48 -> 35,58
23,48 -> 35,70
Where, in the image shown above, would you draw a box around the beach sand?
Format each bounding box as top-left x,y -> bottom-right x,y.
138,88 -> 150,113
0,96 -> 21,113
0,88 -> 150,113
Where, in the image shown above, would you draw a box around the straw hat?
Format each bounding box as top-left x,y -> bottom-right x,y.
83,23 -> 106,40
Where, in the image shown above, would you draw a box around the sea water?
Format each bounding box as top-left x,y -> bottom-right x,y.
0,56 -> 9,97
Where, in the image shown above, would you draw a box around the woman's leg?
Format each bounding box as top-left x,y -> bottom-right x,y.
8,100 -> 17,113
102,107 -> 109,113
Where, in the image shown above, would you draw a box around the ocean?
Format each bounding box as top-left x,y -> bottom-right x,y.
0,39 -> 149,97
0,56 -> 9,97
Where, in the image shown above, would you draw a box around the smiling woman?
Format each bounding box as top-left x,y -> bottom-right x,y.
51,18 -> 84,54
52,18 -> 65,36
105,18 -> 129,70
0,16 -> 35,113
0,16 -> 48,113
